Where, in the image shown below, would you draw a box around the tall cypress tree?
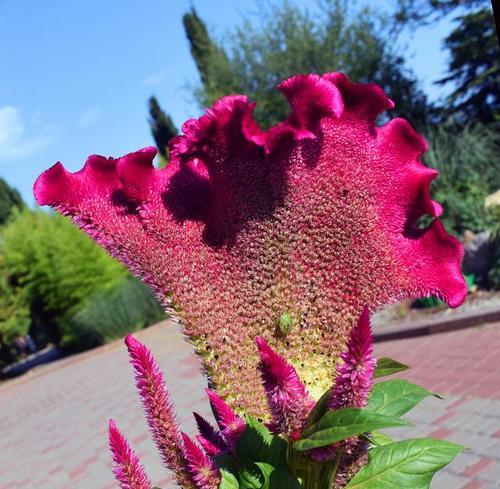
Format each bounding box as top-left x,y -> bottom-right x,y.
0,177 -> 23,225
148,96 -> 177,159
182,8 -> 238,105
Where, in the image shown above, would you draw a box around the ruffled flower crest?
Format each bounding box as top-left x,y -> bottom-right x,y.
34,72 -> 466,418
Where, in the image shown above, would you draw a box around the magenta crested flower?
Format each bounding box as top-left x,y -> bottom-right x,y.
328,306 -> 376,410
124,335 -> 190,487
256,336 -> 314,435
205,389 -> 246,451
34,72 -> 466,417
181,433 -> 221,489
109,419 -> 152,489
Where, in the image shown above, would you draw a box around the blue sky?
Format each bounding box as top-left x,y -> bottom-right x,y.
0,0 -> 456,204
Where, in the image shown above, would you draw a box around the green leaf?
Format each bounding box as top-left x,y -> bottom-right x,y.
305,387 -> 332,427
236,415 -> 288,468
368,431 -> 394,447
235,416 -> 289,488
255,463 -> 301,489
344,438 -> 464,488
294,408 -> 410,451
219,470 -> 240,489
367,380 -> 435,418
374,357 -> 409,378
215,455 -> 240,489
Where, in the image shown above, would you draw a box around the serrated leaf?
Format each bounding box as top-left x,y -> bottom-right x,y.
255,463 -> 301,489
374,357 -> 409,378
219,469 -> 240,489
367,380 -> 435,418
294,408 -> 409,451
344,438 -> 464,488
215,454 -> 240,489
305,387 -> 332,427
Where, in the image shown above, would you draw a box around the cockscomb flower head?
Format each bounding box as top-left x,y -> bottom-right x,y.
256,336 -> 314,435
109,419 -> 152,489
34,72 -> 466,419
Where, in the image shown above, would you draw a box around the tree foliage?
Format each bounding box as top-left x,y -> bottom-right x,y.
0,209 -> 127,350
395,0 -> 499,124
423,123 -> 500,234
183,0 -> 431,128
148,96 -> 177,158
0,177 -> 23,225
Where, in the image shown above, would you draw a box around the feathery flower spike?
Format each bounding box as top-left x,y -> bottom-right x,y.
182,433 -> 221,489
328,306 -> 376,410
109,419 -> 152,489
256,336 -> 314,435
35,72 -> 466,418
193,412 -> 227,456
124,335 -> 191,487
206,389 -> 245,451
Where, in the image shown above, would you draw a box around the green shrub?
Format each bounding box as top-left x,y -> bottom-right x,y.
67,276 -> 165,350
0,208 -> 127,348
423,124 -> 500,235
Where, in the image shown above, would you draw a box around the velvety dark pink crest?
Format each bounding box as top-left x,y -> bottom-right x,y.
124,335 -> 190,487
181,433 -> 220,489
34,72 -> 466,418
206,389 -> 245,451
109,420 -> 152,489
193,412 -> 227,456
256,336 -> 314,435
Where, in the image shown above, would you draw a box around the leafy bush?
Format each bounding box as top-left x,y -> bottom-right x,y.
67,276 -> 165,350
0,208 -> 127,349
423,123 -> 500,235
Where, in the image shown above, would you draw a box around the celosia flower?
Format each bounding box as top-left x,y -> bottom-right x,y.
328,306 -> 376,410
109,419 -> 152,489
256,336 -> 314,435
34,73 -> 466,419
193,412 -> 227,456
124,335 -> 191,487
181,433 -> 221,489
205,389 -> 246,452
309,307 -> 375,462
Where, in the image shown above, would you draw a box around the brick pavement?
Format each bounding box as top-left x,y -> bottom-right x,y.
0,320 -> 499,489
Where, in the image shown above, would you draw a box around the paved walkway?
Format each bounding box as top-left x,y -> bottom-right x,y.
0,321 -> 499,489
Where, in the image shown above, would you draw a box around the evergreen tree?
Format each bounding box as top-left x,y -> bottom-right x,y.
0,177 -> 23,225
395,0 -> 499,124
437,7 -> 499,124
182,8 -> 238,106
183,1 -> 431,128
148,96 -> 177,158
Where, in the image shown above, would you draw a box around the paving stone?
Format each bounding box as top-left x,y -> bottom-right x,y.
0,321 -> 499,488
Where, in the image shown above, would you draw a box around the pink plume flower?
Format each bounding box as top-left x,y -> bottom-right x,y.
256,336 -> 314,435
328,306 -> 376,410
109,419 -> 152,489
193,412 -> 228,456
124,334 -> 191,487
310,307 -> 376,462
206,389 -> 246,451
181,433 -> 221,489
34,73 -> 466,418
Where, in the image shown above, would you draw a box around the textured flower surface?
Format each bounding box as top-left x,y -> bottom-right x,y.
34,72 -> 466,417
